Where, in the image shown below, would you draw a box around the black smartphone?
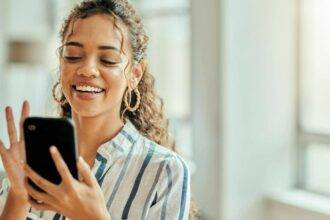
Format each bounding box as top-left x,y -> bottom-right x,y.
23,117 -> 78,191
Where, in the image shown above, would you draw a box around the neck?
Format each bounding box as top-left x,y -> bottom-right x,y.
72,110 -> 125,166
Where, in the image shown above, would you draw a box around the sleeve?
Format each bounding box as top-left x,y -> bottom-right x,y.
147,155 -> 191,220
0,177 -> 10,214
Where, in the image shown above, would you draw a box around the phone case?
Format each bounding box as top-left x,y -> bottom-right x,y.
23,117 -> 78,191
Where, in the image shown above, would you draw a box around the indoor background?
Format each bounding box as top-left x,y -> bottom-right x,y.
0,0 -> 330,220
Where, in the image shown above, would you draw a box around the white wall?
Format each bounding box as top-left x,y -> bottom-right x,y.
221,0 -> 298,219
0,0 -> 7,107
191,0 -> 222,218
191,0 -> 298,219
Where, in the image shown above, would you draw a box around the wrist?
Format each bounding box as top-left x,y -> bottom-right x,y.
0,188 -> 29,220
8,188 -> 29,206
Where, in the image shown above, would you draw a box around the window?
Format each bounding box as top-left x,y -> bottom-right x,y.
299,0 -> 330,195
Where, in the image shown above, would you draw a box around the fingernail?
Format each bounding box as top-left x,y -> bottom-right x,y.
50,146 -> 56,153
78,156 -> 86,165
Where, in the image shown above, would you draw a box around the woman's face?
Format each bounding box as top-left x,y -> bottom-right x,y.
60,14 -> 142,118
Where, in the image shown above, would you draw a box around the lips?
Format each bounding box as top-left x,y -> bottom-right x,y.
72,85 -> 105,94
71,83 -> 106,101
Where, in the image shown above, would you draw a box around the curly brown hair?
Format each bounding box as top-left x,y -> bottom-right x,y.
56,0 -> 198,219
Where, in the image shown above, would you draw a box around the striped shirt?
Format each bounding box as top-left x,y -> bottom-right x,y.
0,120 -> 191,220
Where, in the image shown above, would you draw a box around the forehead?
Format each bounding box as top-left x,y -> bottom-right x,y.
64,13 -> 127,48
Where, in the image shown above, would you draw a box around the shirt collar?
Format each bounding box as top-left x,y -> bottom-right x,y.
96,119 -> 140,158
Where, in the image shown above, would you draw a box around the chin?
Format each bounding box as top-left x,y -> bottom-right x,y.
69,102 -> 103,118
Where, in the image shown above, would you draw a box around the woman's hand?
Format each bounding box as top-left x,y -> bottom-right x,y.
24,146 -> 111,220
0,101 -> 30,202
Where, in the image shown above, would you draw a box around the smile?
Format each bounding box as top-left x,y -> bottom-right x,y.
71,84 -> 106,101
72,85 -> 105,94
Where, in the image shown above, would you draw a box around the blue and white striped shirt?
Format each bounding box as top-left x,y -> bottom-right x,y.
0,120 -> 191,219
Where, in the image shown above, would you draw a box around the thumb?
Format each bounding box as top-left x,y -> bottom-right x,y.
77,156 -> 97,187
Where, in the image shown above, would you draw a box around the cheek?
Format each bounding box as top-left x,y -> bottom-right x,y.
103,71 -> 128,100
61,62 -> 75,75
60,65 -> 74,97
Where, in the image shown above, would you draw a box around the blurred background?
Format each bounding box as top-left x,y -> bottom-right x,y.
1,0 -> 330,219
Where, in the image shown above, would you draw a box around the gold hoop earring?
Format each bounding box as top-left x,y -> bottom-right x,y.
52,81 -> 67,105
124,87 -> 141,112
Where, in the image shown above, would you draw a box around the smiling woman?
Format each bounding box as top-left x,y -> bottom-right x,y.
0,0 -> 196,219
59,13 -> 134,120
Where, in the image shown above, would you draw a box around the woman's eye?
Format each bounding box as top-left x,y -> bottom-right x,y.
64,56 -> 81,62
101,59 -> 118,66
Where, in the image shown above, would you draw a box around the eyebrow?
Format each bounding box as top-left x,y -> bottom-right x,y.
64,41 -> 120,52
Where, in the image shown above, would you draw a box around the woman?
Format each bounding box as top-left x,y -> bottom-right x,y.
0,0 -> 196,219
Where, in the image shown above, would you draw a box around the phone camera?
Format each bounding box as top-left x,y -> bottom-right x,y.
28,124 -> 36,131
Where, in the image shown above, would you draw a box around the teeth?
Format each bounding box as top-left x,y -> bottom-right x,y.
75,85 -> 103,93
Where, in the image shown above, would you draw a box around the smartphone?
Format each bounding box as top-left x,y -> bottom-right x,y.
23,117 -> 78,191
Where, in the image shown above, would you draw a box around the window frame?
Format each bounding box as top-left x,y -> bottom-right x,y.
297,0 -> 330,196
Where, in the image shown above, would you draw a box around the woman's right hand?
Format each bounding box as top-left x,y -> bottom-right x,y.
0,101 -> 30,202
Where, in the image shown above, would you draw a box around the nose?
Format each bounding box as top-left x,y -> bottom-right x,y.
76,58 -> 100,78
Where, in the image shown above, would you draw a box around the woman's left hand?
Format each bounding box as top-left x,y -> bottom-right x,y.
24,146 -> 111,220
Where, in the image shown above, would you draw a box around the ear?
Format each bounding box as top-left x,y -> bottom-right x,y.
130,60 -> 146,89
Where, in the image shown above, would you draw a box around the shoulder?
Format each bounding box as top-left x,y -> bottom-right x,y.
134,136 -> 190,178
137,138 -> 191,206
123,120 -> 185,165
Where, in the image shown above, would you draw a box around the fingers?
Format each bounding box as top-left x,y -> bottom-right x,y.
5,106 -> 18,145
24,164 -> 58,198
19,101 -> 30,142
77,156 -> 97,187
28,197 -> 59,212
4,101 -> 30,146
50,146 -> 74,187
0,139 -> 7,157
24,178 -> 56,206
